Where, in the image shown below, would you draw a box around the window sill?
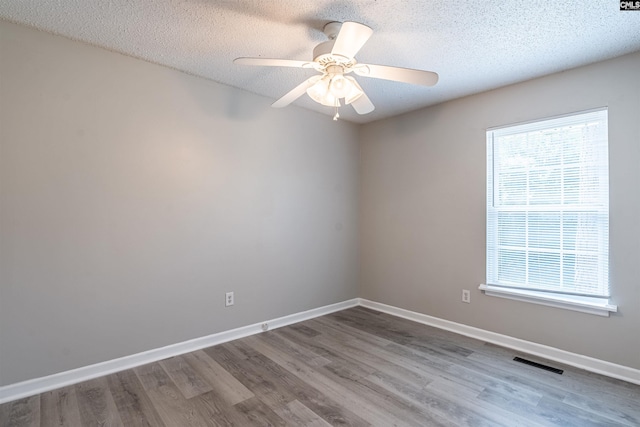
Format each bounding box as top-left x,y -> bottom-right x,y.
478,284 -> 617,317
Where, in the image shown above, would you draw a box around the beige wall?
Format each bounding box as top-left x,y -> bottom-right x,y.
360,52 -> 640,369
0,21 -> 360,386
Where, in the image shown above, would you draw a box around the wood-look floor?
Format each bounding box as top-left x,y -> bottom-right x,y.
2,307 -> 639,426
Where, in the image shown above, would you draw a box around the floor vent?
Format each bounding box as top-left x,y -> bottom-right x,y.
513,357 -> 564,374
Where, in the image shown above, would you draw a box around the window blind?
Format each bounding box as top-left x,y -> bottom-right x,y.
486,109 -> 609,298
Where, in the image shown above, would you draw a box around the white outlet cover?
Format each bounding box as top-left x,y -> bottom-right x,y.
462,290 -> 471,303
225,292 -> 234,307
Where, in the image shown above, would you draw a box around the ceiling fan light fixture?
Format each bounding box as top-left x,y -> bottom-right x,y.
328,74 -> 352,98
344,76 -> 365,105
306,76 -> 339,106
306,73 -> 363,109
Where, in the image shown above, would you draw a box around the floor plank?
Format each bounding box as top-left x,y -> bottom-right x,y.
135,362 -> 215,427
273,399 -> 333,427
190,390 -> 244,426
40,386 -> 82,427
239,336 -> 370,426
561,391 -> 640,426
3,307 -> 639,427
249,332 -> 448,427
159,355 -> 213,399
182,350 -> 254,405
233,396 -> 287,426
75,377 -> 123,427
0,396 -> 40,427
106,370 -> 165,427
204,342 -> 296,409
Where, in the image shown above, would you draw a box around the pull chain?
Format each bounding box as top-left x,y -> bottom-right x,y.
333,103 -> 340,121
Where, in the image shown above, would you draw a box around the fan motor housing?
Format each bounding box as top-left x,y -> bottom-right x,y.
313,22 -> 357,67
312,41 -> 335,62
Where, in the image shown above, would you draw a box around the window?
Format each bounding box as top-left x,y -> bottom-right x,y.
482,109 -> 616,316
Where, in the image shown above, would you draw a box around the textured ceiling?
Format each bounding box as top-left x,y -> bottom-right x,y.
2,1 -> 640,123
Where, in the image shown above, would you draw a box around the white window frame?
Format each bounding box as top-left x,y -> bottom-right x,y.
481,109 -> 616,317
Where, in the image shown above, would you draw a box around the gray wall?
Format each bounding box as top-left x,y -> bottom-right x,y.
360,52 -> 640,370
0,21 -> 360,386
2,18 -> 639,389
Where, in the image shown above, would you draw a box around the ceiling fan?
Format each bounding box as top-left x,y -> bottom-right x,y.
234,21 -> 439,120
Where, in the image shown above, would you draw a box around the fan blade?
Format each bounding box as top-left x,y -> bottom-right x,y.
234,57 -> 312,68
350,91 -> 375,115
331,22 -> 373,59
354,63 -> 439,86
272,76 -> 322,108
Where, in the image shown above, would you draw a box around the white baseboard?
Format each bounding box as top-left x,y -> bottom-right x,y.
0,298 -> 359,404
3,296 -> 638,405
359,298 -> 640,386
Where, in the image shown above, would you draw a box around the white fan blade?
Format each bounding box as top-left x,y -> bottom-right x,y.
272,76 -> 322,108
354,63 -> 439,86
350,91 -> 375,115
234,57 -> 312,68
331,22 -> 373,59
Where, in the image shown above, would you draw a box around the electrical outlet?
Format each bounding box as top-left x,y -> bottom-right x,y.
462,289 -> 471,303
225,292 -> 234,307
